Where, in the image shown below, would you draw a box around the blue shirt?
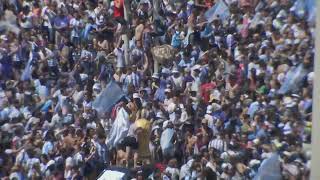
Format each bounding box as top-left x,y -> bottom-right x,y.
171,32 -> 182,48
54,16 -> 69,29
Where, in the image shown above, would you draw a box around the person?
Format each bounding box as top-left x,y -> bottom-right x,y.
160,121 -> 176,162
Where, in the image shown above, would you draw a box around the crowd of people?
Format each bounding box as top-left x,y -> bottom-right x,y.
0,0 -> 315,179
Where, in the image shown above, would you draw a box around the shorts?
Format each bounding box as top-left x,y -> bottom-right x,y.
121,136 -> 139,150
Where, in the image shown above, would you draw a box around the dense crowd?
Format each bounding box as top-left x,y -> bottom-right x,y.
0,0 -> 315,179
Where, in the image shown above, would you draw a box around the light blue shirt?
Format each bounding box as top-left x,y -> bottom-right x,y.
248,101 -> 260,118
42,141 -> 54,155
171,32 -> 182,48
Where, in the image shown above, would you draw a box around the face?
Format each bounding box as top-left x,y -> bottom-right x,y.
303,52 -> 312,68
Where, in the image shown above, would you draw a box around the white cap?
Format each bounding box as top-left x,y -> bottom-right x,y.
47,160 -> 55,167
163,120 -> 169,129
249,159 -> 261,167
133,93 -> 140,99
172,68 -> 179,73
93,83 -> 101,91
161,68 -> 170,74
248,43 -> 255,48
222,163 -> 232,169
156,111 -> 164,119
0,35 -> 8,41
152,73 -> 159,79
192,64 -> 201,71
307,72 -> 314,83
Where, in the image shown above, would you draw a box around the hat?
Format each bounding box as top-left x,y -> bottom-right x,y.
161,68 -> 171,74
249,159 -> 261,167
86,122 -> 96,129
192,64 -> 201,71
47,160 -> 55,167
259,54 -> 268,61
152,73 -> 159,79
152,125 -> 160,132
283,97 -> 296,108
80,73 -> 88,81
165,88 -> 171,93
133,93 -> 140,99
294,39 -> 301,45
276,9 -> 288,19
291,94 -> 300,99
172,68 -> 179,73
0,35 -> 8,41
222,163 -> 232,169
156,111 -> 165,119
163,120 -> 169,129
93,83 -> 101,91
29,117 -> 40,125
307,72 -> 314,82
248,43 -> 255,48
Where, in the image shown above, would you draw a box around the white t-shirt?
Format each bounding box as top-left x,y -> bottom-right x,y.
114,48 -> 125,68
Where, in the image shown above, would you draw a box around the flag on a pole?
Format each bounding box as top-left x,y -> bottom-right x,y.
21,52 -> 33,81
106,107 -> 130,148
93,80 -> 125,115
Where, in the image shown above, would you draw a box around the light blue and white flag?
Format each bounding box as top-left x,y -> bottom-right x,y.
205,0 -> 230,22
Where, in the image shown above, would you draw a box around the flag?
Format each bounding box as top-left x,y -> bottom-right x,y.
305,0 -> 315,23
21,52 -> 33,81
93,80 -> 125,116
254,153 -> 282,180
106,107 -> 130,148
204,0 -> 230,22
290,0 -> 306,19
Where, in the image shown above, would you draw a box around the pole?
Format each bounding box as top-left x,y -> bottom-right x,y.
152,0 -> 161,73
123,0 -> 130,66
311,0 -> 320,179
152,0 -> 160,19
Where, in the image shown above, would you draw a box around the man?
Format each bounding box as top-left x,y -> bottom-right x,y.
94,133 -> 109,172
160,121 -> 176,162
171,68 -> 183,92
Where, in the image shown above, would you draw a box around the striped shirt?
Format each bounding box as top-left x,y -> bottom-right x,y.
208,137 -> 228,152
